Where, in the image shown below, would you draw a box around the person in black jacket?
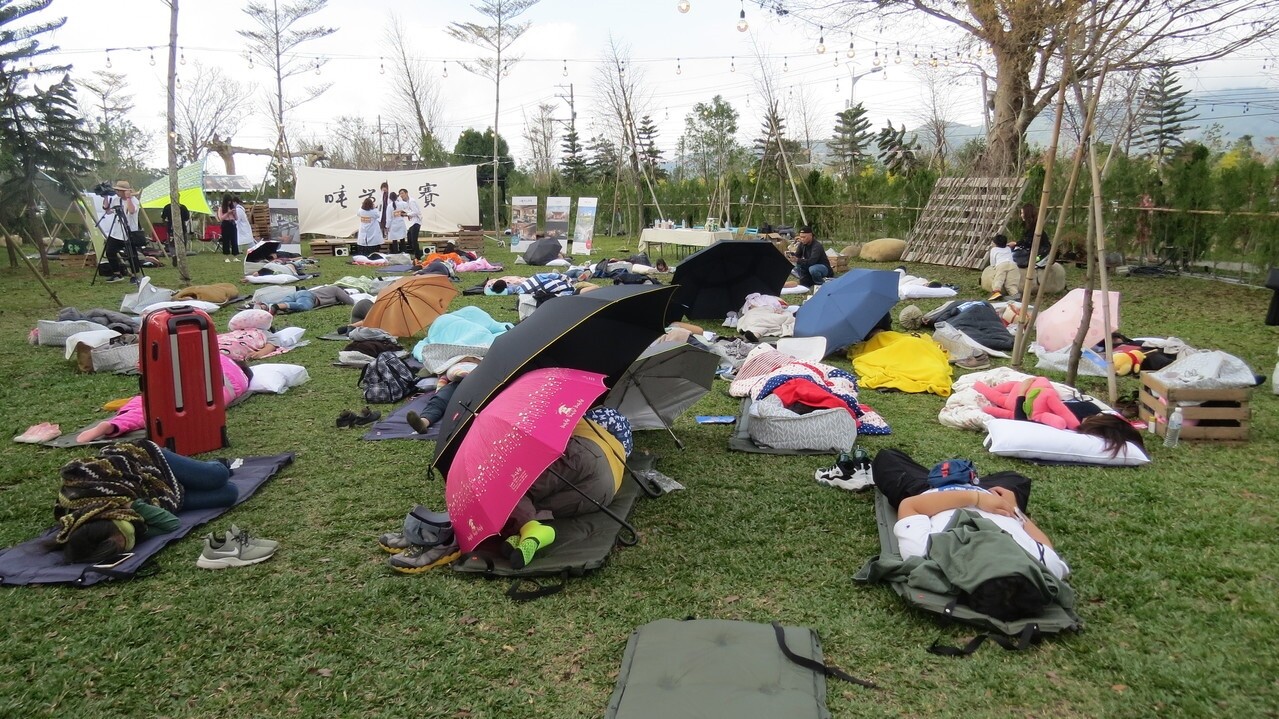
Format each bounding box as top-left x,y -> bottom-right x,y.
788,225 -> 832,287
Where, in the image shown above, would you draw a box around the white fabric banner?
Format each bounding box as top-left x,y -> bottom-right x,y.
510,195 -> 539,253
294,165 -> 479,237
573,197 -> 598,254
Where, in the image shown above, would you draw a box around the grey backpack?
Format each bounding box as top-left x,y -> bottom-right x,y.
358,351 -> 415,403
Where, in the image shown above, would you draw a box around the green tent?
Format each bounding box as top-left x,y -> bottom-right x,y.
140,160 -> 212,214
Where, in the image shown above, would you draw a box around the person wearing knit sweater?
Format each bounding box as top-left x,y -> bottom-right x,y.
55,440 -> 239,563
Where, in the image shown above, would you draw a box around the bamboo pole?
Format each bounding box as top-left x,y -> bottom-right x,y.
1010,43 -> 1073,367
1086,90 -> 1120,406
0,223 -> 61,306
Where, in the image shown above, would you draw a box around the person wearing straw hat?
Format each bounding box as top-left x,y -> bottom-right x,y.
96,180 -> 141,283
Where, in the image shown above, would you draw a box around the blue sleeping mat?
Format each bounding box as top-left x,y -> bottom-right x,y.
361,391 -> 441,441
0,452 -> 294,587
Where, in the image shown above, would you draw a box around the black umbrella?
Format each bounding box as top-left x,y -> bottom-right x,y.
667,240 -> 793,322
246,240 -> 281,263
522,236 -> 563,265
430,284 -> 676,477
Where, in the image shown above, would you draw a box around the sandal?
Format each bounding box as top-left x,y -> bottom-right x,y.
336,410 -> 358,429
352,407 -> 381,426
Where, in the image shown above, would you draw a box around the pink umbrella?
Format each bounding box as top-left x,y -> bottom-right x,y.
1035,288 -> 1120,353
446,367 -> 609,553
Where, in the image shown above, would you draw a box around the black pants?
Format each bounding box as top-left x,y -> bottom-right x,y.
102,237 -> 128,277
220,220 -> 238,255
871,448 -> 1031,513
406,223 -> 421,258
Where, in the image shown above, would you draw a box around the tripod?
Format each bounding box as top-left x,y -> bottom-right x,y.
92,197 -> 146,286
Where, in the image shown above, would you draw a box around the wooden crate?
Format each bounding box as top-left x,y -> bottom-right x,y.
1137,372 -> 1252,442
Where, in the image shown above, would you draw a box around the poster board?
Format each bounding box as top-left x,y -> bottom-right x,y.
294,165 -> 479,237
510,196 -> 539,253
573,197 -> 598,255
545,196 -> 572,253
267,199 -> 302,254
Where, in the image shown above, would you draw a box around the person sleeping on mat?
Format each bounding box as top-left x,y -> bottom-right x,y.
973,376 -> 1146,457
75,356 -> 252,444
53,440 -> 259,564
384,408 -> 634,574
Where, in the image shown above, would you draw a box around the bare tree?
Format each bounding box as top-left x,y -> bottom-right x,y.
385,13 -> 446,163
173,60 -> 249,166
447,0 -> 540,229
239,0 -> 336,192
790,0 -> 1279,174
522,102 -> 558,187
321,116 -> 383,169
912,65 -> 962,173
786,83 -> 822,167
595,38 -> 658,226
162,0 -> 192,284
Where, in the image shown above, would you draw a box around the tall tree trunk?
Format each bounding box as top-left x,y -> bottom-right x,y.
168,0 -> 191,285
982,45 -> 1037,176
492,24 -> 502,232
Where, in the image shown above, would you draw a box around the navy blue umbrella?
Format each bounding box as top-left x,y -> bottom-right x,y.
794,269 -> 900,351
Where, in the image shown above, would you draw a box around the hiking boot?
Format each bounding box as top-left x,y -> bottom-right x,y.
378,531 -> 412,554
952,352 -> 992,370
388,542 -> 460,574
509,521 -> 555,569
225,524 -> 279,551
196,532 -> 276,569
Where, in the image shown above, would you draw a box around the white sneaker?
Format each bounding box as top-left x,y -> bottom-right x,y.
814,453 -> 874,491
725,311 -> 739,328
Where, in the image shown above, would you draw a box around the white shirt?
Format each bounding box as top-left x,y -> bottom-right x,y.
356,208 -> 384,246
97,194 -> 140,240
234,204 -> 254,247
988,246 -> 1014,267
385,196 -> 408,240
893,487 -> 1070,580
402,196 -> 422,225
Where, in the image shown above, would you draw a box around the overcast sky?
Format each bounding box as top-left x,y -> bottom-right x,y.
37,0 -> 1277,183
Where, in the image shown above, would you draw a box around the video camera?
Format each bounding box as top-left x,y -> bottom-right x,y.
90,181 -> 117,198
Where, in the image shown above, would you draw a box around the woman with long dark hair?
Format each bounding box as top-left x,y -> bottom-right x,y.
218,194 -> 238,256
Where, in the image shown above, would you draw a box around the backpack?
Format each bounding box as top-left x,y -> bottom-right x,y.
358,351 -> 416,403
1011,246 -> 1031,269
927,458 -> 979,489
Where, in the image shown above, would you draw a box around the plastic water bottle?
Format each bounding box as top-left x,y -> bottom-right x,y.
1164,407 -> 1183,447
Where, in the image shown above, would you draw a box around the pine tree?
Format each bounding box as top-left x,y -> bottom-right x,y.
585,135 -> 620,184
560,128 -> 589,185
828,104 -> 873,176
1137,65 -> 1199,163
753,101 -> 787,179
635,114 -> 665,180
876,121 -> 920,176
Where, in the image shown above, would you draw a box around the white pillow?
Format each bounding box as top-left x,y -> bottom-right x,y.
247,363 -> 310,394
244,274 -> 299,285
983,418 -> 1149,467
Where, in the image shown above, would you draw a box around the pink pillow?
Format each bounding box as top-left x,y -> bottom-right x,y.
229,308 -> 273,331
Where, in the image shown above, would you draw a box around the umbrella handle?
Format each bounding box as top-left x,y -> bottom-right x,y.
627,464 -> 663,499
547,468 -> 640,547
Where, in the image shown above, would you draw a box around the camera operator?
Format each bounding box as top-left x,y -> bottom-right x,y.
96,180 -> 142,283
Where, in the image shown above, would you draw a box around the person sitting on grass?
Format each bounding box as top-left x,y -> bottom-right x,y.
868,449 -> 1072,620
787,225 -> 832,287
76,356 -> 253,444
384,408 -> 633,573
259,284 -> 355,315
52,439 -> 272,565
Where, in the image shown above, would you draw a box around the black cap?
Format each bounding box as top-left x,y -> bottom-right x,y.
799,225 -> 814,233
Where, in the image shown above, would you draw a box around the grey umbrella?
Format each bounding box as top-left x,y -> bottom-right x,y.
603,340 -> 720,449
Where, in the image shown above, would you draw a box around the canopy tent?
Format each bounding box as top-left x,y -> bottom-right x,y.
139,161 -> 254,215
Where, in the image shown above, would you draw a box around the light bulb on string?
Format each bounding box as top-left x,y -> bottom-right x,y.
895,48 -> 901,64
175,75 -> 181,90
730,56 -> 736,73
943,53 -> 951,67
677,0 -> 690,12
502,63 -> 511,77
913,52 -> 919,67
873,50 -> 881,67
846,39 -> 855,59
247,53 -> 253,70
676,58 -> 682,75
379,57 -> 386,74
737,1 -> 748,32
179,49 -> 186,65
149,48 -> 156,66
562,59 -> 568,77
314,59 -> 321,76
442,60 -> 448,78
817,26 -> 826,54
105,51 -> 112,69
665,107 -> 669,120
783,56 -> 789,72
835,78 -> 840,93
929,53 -> 938,68
833,54 -> 839,67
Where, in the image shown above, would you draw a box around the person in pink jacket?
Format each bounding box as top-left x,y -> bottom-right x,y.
76,355 -> 252,443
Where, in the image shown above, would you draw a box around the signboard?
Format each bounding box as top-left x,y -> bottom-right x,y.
573,197 -> 598,254
294,165 -> 479,237
510,195 -> 539,253
267,198 -> 301,254
545,196 -> 571,253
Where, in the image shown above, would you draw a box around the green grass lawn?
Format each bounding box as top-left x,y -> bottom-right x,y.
0,239 -> 1276,718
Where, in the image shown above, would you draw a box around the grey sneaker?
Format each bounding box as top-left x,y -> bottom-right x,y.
226,524 -> 278,551
378,531 -> 412,554
388,542 -> 461,574
196,532 -> 276,569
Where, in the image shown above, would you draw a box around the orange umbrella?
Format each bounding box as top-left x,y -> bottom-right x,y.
361,274 -> 459,337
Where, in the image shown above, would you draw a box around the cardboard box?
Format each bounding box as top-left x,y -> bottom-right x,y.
1137,372 -> 1251,442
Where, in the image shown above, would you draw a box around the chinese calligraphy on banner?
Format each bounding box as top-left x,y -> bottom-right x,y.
295,165 -> 479,237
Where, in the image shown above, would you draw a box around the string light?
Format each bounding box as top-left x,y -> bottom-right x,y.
175,74 -> 181,89
913,52 -> 920,67
247,53 -> 253,70
873,49 -> 881,67
149,47 -> 156,66
730,56 -> 736,73
105,51 -> 112,69
443,60 -> 448,78
846,39 -> 855,60
677,0 -> 690,12
314,59 -> 321,76
783,56 -> 789,72
379,57 -> 385,74
179,48 -> 186,65
562,59 -> 568,77
737,0 -> 748,31
895,48 -> 902,64
929,53 -> 938,68
835,77 -> 840,93
676,57 -> 682,75
817,26 -> 826,54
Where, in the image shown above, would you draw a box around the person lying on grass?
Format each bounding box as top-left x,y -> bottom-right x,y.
257,284 -> 355,315
76,356 -> 252,443
53,440 -> 263,564
384,408 -> 634,574
872,449 -> 1069,621
404,357 -> 481,435
974,376 -> 1147,457
218,308 -> 279,361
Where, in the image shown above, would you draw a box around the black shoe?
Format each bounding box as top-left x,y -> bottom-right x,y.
336,410 -> 358,429
353,407 -> 381,426
406,411 -> 429,434
106,275 -> 126,283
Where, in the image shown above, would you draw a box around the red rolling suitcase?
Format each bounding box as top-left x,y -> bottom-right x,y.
140,305 -> 229,455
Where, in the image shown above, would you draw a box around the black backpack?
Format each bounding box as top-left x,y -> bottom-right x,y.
358,351 -> 416,403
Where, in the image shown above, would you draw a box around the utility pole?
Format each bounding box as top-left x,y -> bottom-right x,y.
165,0 -> 191,284
555,83 -> 576,129
846,66 -> 883,109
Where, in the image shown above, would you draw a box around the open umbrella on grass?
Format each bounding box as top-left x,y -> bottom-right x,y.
361,274 -> 459,338
667,240 -> 792,321
794,269 -> 900,352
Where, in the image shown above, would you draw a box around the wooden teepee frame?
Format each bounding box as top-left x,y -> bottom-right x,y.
900,176 -> 1027,268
